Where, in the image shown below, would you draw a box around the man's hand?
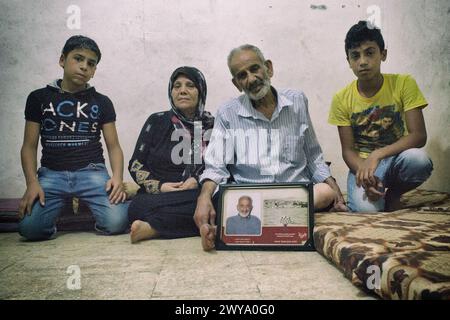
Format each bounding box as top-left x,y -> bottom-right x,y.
194,193 -> 217,251
331,193 -> 348,212
356,151 -> 381,188
18,181 -> 45,219
194,194 -> 216,228
193,180 -> 218,251
323,176 -> 348,212
106,176 -> 127,204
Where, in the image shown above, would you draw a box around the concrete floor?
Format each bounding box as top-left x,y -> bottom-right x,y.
0,232 -> 375,300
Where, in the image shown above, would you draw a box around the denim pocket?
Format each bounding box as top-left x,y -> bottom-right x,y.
37,167 -> 49,177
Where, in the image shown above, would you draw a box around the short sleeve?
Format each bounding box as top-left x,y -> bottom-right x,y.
24,91 -> 42,123
328,94 -> 351,126
401,75 -> 428,112
98,95 -> 116,125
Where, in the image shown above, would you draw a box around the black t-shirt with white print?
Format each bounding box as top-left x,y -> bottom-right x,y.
24,80 -> 116,171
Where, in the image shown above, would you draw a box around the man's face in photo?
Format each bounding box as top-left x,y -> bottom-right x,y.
237,197 -> 253,218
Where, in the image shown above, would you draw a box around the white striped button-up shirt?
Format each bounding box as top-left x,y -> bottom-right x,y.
200,88 -> 331,185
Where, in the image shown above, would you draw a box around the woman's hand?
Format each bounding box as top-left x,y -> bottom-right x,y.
179,177 -> 198,191
160,178 -> 198,193
160,182 -> 183,193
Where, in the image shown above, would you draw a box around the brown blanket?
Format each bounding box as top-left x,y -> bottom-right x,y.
314,189 -> 450,300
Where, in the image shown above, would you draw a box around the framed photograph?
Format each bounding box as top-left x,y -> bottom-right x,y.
215,183 -> 314,251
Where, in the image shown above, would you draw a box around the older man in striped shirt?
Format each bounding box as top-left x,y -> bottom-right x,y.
194,44 -> 347,251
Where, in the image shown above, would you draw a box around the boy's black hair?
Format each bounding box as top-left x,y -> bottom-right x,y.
345,20 -> 385,57
62,35 -> 102,63
381,110 -> 395,119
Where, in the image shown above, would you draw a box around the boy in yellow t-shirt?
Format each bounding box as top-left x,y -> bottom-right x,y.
328,21 -> 433,212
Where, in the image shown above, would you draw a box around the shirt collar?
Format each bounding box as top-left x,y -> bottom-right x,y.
237,87 -> 293,121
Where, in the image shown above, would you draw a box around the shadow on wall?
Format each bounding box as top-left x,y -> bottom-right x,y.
423,139 -> 450,193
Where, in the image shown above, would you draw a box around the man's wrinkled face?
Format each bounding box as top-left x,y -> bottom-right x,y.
229,50 -> 273,101
237,197 -> 253,218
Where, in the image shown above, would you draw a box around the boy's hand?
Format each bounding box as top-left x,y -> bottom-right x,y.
106,176 -> 127,204
356,151 -> 381,188
364,177 -> 385,202
18,181 -> 45,219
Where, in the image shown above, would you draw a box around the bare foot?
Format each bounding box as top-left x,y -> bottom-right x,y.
130,220 -> 159,244
200,223 -> 216,251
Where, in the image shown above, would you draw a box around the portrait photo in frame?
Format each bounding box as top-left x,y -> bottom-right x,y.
215,183 -> 314,251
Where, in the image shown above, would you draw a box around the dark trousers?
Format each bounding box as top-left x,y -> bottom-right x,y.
128,189 -> 201,239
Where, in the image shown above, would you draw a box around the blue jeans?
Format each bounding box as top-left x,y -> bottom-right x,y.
347,148 -> 433,212
19,163 -> 129,241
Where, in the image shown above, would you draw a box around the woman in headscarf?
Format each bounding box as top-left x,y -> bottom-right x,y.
128,66 -> 214,243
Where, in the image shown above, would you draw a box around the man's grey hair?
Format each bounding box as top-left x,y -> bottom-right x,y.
238,195 -> 253,204
227,44 -> 266,75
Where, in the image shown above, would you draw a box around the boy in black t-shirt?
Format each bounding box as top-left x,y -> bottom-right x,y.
19,35 -> 129,240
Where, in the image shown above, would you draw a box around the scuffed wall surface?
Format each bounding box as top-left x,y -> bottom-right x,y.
0,0 -> 449,197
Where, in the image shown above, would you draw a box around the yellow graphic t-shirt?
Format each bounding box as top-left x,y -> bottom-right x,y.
328,74 -> 428,158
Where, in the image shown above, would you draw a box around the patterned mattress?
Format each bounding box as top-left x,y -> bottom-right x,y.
314,189 -> 450,300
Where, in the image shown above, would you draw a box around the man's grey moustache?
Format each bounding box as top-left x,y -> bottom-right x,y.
249,80 -> 264,90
